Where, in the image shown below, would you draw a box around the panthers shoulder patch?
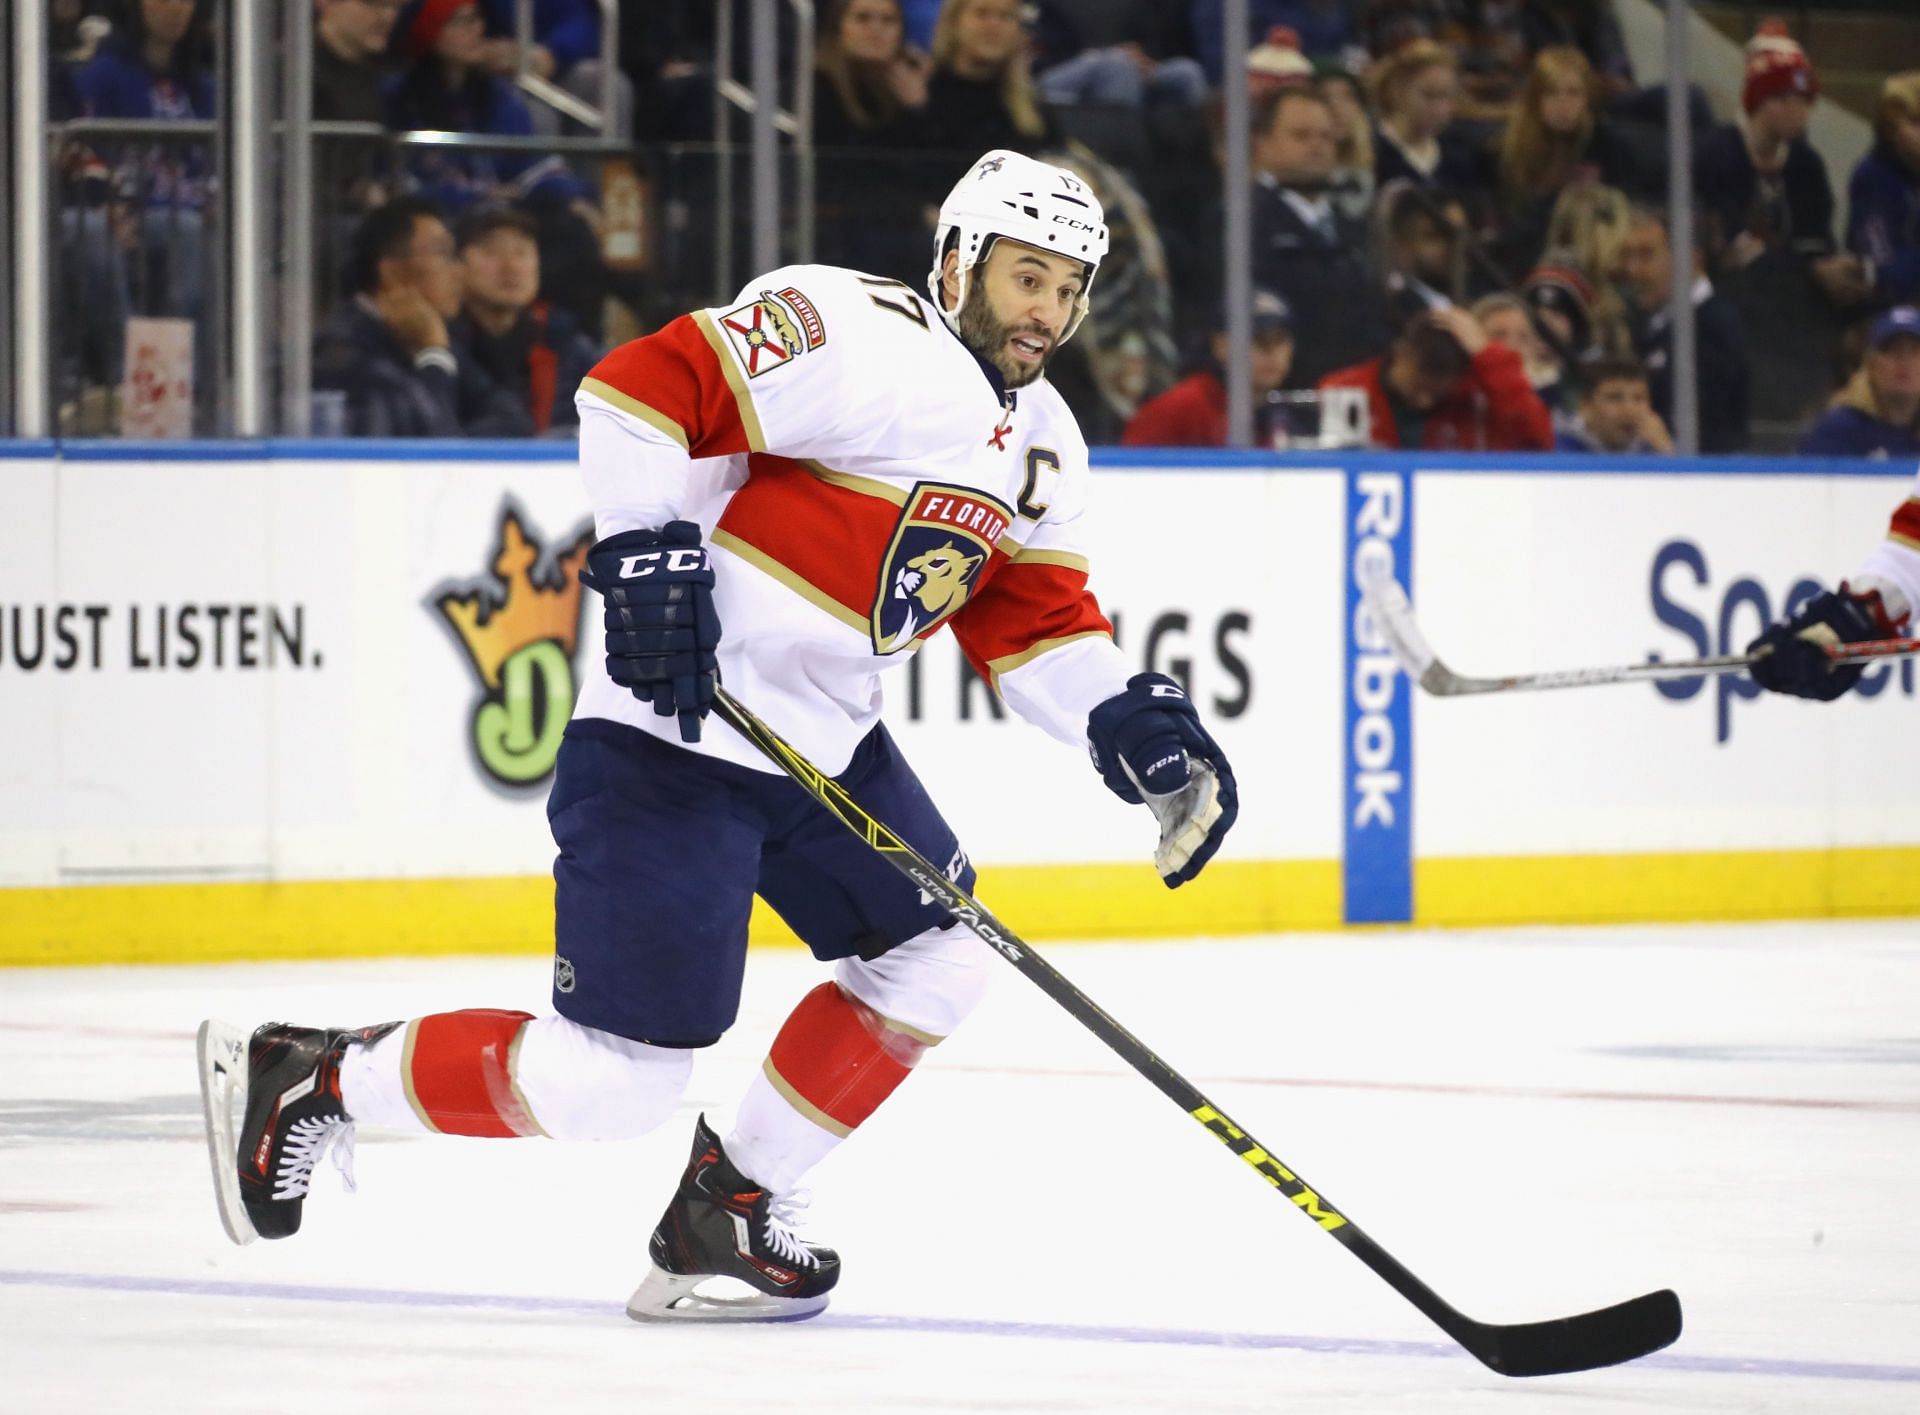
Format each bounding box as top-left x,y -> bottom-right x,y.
717,287 -> 826,378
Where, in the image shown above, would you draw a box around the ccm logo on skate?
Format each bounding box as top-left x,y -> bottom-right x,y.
1190,1104 -> 1347,1231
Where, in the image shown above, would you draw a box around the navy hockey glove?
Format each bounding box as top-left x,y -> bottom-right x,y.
1746,584 -> 1901,702
1087,673 -> 1239,889
581,521 -> 722,742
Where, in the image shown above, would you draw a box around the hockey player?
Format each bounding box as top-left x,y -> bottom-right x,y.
1748,464 -> 1919,699
198,150 -> 1238,1322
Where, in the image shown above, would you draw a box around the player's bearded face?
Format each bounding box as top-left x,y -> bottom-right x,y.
958,264 -> 1063,389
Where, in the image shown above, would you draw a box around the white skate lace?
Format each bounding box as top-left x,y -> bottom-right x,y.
762,1190 -> 816,1269
275,1115 -> 359,1200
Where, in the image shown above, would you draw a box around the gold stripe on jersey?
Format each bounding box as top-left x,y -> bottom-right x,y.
710,526 -> 905,641
1010,547 -> 1090,573
576,377 -> 690,450
800,460 -> 909,505
691,309 -> 769,452
987,629 -> 1113,684
1891,532 -> 1920,553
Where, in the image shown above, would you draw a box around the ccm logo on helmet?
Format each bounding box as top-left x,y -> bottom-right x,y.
1053,216 -> 1098,232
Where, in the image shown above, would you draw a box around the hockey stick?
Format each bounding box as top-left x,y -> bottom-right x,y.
1361,572 -> 1920,697
711,687 -> 1681,1377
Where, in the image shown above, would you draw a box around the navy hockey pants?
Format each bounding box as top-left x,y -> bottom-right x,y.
547,717 -> 974,1047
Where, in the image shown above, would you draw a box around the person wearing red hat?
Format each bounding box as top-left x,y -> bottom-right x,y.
1695,22 -> 1870,420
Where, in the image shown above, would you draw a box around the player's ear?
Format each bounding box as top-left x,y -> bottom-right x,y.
940,249 -> 961,311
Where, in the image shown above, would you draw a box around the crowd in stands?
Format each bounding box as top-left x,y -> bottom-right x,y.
34,0 -> 1920,456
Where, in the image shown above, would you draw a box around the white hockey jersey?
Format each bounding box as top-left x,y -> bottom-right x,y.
1856,470 -> 1920,623
571,264 -> 1135,775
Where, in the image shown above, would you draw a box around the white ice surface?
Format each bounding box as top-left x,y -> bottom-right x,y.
3,920 -> 1917,1413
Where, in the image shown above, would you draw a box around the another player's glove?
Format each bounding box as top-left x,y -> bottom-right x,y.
580,521 -> 722,742
1087,673 -> 1239,889
1746,583 -> 1903,701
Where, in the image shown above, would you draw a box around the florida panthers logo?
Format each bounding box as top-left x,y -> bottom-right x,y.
871,483 -> 1012,655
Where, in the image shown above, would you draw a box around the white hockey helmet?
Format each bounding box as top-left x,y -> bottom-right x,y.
927,149 -> 1109,346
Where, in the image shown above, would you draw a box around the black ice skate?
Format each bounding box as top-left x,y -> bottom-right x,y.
627,1114 -> 841,1323
195,1018 -> 395,1245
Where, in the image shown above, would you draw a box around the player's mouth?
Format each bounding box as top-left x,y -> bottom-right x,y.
1007,332 -> 1052,364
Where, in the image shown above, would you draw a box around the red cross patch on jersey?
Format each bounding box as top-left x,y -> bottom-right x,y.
718,289 -> 824,378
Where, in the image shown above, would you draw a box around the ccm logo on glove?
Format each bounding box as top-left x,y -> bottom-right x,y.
581,522 -> 723,743
616,548 -> 711,578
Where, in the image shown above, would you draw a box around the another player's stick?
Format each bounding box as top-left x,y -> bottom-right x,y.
711,687 -> 1682,1378
1361,572 -> 1920,697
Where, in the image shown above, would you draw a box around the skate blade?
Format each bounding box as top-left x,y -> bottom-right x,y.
195,1019 -> 258,1247
625,1265 -> 829,1324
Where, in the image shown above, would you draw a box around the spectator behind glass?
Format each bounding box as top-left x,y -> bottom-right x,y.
71,0 -> 217,399
386,0 -> 591,211
315,0 -> 401,122
1316,64 -> 1376,223
1249,87 -> 1392,385
1494,46 -> 1653,275
474,0 -> 634,138
1555,354 -> 1672,453
313,196 -> 534,437
812,0 -> 934,283
1192,0 -> 1354,78
1031,6 -> 1207,115
1123,292 -> 1297,448
1534,180 -> 1632,355
1474,289 -> 1569,419
1618,205 -> 1752,454
1369,39 -> 1484,195
1848,71 -> 1920,310
451,205 -> 602,436
925,0 -> 1054,155
1697,27 -> 1870,425
1356,0 -> 1471,65
1799,307 -> 1920,459
1376,182 -> 1466,327
1522,0 -> 1634,99
816,0 -> 932,147
1318,305 -> 1554,451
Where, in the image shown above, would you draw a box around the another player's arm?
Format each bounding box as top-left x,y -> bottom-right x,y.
948,459 -> 1237,886
1748,474 -> 1919,700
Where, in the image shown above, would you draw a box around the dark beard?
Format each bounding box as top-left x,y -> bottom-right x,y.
958,278 -> 1052,389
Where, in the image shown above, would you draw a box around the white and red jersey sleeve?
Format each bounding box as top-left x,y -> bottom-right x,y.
1855,472 -> 1920,625
949,416 -> 1133,747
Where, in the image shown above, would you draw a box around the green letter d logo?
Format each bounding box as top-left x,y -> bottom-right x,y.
474,639 -> 573,785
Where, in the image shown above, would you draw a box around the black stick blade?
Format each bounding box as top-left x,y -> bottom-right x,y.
1468,1288 -> 1682,1377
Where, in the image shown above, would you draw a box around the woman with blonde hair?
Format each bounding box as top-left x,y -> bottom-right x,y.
1494,46 -> 1649,272
925,0 -> 1053,154
1317,66 -> 1376,222
1846,71 -> 1920,307
1369,39 -> 1482,192
1535,181 -> 1632,355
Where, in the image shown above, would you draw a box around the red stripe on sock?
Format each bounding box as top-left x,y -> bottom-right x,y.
407,1009 -> 538,1138
766,983 -> 925,1131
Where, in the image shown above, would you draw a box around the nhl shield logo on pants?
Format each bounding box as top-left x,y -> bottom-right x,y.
554,956 -> 577,993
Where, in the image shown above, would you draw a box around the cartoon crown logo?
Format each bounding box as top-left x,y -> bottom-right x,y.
437,508 -> 593,690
